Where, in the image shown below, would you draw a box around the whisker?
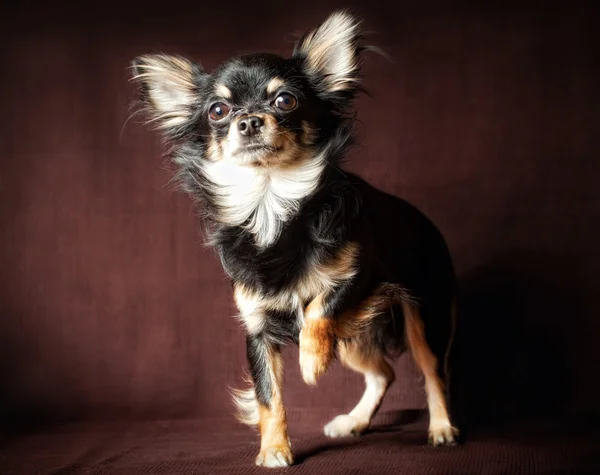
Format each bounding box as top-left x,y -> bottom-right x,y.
120,108 -> 145,141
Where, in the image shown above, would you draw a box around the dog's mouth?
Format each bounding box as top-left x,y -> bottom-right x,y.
239,144 -> 275,153
233,143 -> 284,165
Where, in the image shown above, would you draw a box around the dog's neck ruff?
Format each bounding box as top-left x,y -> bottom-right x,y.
201,154 -> 326,248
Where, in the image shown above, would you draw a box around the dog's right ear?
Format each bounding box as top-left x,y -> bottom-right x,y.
130,54 -> 207,138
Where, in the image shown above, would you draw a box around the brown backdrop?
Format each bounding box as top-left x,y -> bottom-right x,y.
1,0 -> 599,435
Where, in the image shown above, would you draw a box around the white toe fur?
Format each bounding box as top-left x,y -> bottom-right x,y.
428,424 -> 459,446
324,414 -> 368,438
255,446 -> 294,467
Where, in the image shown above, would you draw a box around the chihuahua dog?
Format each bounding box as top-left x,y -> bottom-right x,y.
130,10 -> 458,467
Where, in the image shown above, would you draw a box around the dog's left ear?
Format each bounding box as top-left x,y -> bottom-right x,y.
293,10 -> 363,99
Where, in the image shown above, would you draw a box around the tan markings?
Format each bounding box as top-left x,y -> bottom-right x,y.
443,295 -> 458,385
335,283 -> 414,339
261,114 -> 277,127
206,136 -> 222,162
297,243 -> 360,385
215,83 -> 232,99
256,346 -> 293,467
221,110 -> 317,171
233,283 -> 298,334
403,300 -> 458,446
297,242 -> 359,303
324,340 -> 394,437
261,115 -> 300,166
299,294 -> 335,385
304,293 -> 325,321
266,77 -> 285,95
224,113 -> 297,166
261,114 -> 294,154
301,121 -> 317,146
273,149 -> 305,168
296,12 -> 361,92
131,54 -> 196,129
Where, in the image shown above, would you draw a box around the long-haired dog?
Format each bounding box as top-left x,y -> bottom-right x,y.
130,10 -> 459,467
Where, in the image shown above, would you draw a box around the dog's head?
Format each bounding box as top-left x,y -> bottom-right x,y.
130,11 -> 364,169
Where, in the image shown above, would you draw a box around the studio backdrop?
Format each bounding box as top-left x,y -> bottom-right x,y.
1,0 -> 598,431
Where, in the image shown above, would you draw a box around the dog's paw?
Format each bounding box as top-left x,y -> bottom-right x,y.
299,346 -> 331,385
255,445 -> 294,468
324,414 -> 368,438
428,424 -> 459,446
299,322 -> 333,385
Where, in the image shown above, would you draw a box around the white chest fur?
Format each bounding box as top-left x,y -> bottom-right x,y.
201,157 -> 325,248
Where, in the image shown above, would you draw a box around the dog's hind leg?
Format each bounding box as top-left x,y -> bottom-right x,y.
324,339 -> 395,437
403,298 -> 458,446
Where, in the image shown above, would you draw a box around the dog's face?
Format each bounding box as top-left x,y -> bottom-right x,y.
131,11 -> 363,170
200,54 -> 320,167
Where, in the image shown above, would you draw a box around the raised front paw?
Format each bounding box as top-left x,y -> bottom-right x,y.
255,445 -> 294,468
299,321 -> 334,385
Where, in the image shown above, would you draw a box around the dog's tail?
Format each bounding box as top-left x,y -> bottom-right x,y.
231,379 -> 259,427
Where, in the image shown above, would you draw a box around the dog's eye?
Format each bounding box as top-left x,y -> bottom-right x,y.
274,93 -> 297,111
208,102 -> 231,121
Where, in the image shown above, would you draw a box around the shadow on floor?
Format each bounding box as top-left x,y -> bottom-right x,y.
449,249 -> 577,437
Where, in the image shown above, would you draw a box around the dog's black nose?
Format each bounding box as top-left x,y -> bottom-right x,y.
238,116 -> 264,137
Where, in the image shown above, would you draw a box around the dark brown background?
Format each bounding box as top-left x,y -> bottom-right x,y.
1,0 -> 599,453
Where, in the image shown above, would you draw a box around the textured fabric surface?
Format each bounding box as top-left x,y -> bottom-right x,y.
1,414 -> 599,474
1,0 -> 599,473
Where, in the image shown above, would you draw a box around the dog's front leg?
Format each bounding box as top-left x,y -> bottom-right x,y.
299,293 -> 336,385
247,334 -> 293,467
